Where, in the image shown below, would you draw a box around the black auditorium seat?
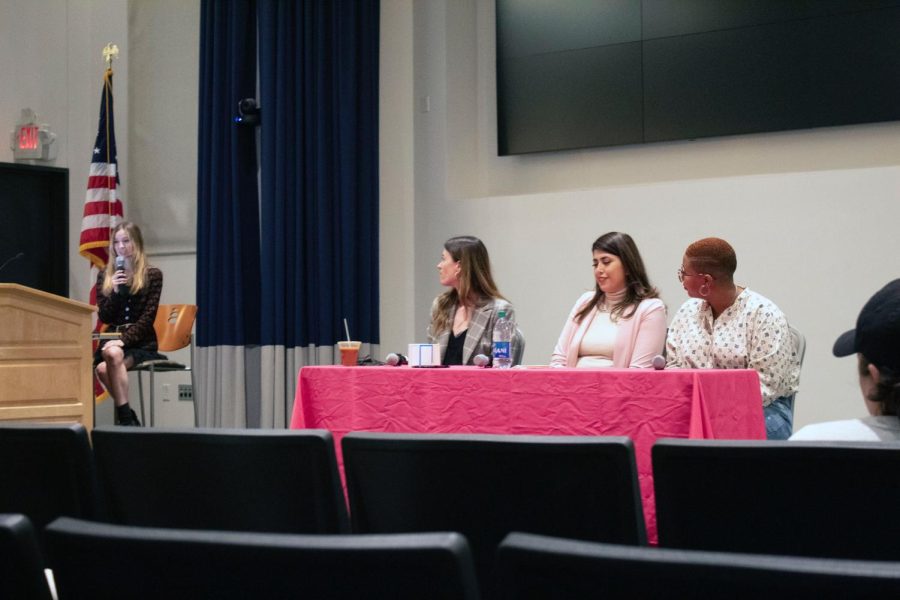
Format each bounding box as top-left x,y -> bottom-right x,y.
91,427 -> 348,533
495,531 -> 900,599
653,438 -> 900,559
0,514 -> 53,600
46,517 -> 480,600
343,432 -> 645,596
0,423 -> 101,549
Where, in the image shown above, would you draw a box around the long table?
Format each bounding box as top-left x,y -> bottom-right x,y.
290,366 -> 766,543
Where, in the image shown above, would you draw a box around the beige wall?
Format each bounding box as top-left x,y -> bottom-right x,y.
4,0 -> 899,428
381,0 -> 900,428
0,0 -> 197,426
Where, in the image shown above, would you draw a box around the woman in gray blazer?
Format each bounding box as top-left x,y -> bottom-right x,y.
429,235 -> 514,365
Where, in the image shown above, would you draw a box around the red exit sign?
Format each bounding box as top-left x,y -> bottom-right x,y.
10,109 -> 56,161
17,125 -> 39,150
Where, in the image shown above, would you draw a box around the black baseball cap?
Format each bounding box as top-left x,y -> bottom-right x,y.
833,279 -> 900,371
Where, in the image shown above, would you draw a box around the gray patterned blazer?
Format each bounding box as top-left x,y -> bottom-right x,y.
430,297 -> 515,365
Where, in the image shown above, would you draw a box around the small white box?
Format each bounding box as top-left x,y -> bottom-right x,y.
408,343 -> 442,367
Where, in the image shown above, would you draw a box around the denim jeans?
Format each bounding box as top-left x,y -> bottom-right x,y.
764,395 -> 794,440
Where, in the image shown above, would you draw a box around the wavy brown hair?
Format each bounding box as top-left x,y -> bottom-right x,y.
575,231 -> 659,323
101,222 -> 151,296
430,236 -> 506,336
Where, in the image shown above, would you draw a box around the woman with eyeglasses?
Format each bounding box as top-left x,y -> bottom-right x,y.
550,232 -> 666,368
666,237 -> 800,439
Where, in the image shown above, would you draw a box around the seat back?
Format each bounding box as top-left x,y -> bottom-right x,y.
0,424 -> 101,548
92,427 -> 348,533
653,439 -> 900,559
153,304 -> 197,352
343,432 -> 645,595
496,532 -> 900,599
787,325 -> 806,413
512,327 -> 526,366
47,517 -> 480,600
790,324 -> 806,368
0,514 -> 53,600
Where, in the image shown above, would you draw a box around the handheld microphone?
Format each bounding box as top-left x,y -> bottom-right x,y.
651,355 -> 666,370
114,255 -> 128,296
385,352 -> 408,366
0,252 -> 24,274
473,354 -> 490,367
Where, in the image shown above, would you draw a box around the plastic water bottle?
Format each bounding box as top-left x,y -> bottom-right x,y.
492,309 -> 515,369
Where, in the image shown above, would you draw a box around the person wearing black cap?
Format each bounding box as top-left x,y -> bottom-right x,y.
791,279 -> 900,441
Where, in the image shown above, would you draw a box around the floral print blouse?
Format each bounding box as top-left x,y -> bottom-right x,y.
665,288 -> 800,405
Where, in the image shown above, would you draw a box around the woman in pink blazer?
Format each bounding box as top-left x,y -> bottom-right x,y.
551,232 -> 666,368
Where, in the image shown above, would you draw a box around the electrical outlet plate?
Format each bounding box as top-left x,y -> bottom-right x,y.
178,384 -> 193,401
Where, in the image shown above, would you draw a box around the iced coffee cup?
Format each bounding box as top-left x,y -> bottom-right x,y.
338,341 -> 362,366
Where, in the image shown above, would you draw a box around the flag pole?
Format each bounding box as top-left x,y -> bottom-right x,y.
82,43 -> 124,404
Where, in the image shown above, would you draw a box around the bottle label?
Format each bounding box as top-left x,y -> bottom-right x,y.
492,341 -> 511,359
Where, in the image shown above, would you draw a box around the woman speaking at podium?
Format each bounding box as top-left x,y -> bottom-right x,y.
428,235 -> 514,366
94,222 -> 164,426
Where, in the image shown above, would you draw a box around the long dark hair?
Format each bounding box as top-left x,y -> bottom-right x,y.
431,236 -> 506,336
575,231 -> 659,323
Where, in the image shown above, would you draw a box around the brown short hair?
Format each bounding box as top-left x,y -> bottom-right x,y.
685,237 -> 737,281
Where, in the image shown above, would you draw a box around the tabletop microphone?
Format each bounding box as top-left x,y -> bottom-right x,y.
473,354 -> 490,367
385,352 -> 408,366
114,255 -> 128,296
652,355 -> 666,370
0,252 -> 24,274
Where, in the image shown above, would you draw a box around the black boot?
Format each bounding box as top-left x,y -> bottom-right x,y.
115,403 -> 142,426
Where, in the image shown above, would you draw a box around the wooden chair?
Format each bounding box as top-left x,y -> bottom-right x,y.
132,303 -> 197,426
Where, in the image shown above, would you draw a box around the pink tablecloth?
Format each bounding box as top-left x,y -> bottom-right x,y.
290,366 -> 765,543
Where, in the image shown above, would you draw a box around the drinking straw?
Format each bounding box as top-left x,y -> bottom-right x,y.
343,318 -> 351,342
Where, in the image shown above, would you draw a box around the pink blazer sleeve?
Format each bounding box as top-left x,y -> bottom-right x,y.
613,298 -> 667,368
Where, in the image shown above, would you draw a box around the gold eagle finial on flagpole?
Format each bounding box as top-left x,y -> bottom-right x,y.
102,43 -> 119,69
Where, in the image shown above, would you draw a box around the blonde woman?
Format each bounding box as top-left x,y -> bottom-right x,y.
94,222 -> 164,425
429,236 -> 513,365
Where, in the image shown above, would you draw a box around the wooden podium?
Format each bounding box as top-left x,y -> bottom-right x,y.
0,284 -> 96,428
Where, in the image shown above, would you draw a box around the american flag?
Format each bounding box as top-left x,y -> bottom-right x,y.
79,68 -> 124,400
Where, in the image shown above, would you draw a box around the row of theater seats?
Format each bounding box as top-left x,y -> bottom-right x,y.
6,513 -> 900,599
4,423 -> 900,597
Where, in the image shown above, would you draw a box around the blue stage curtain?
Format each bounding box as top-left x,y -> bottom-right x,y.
255,0 -> 380,426
196,0 -> 261,426
197,0 -> 380,427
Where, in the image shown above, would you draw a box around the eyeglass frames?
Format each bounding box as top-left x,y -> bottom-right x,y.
677,266 -> 706,283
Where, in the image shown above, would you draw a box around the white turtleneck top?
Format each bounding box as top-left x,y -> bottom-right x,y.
575,288 -> 626,368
